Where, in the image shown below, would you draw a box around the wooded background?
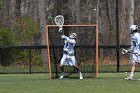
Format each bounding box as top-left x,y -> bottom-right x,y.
0,0 -> 139,67
1,0 -> 139,45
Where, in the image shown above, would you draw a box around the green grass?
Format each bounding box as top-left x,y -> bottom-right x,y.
0,73 -> 140,93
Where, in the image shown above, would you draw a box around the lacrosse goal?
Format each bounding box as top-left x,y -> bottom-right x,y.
46,24 -> 98,79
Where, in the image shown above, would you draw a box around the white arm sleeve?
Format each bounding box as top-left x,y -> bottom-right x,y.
66,38 -> 76,43
61,35 -> 76,43
61,35 -> 67,39
130,45 -> 134,50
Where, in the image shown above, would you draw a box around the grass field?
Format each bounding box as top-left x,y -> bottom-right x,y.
0,73 -> 140,93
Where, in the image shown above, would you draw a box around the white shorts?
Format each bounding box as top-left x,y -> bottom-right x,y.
132,54 -> 140,63
60,54 -> 77,66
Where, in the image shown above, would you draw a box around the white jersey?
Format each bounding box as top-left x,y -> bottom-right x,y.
131,32 -> 140,53
131,32 -> 140,63
60,35 -> 77,66
62,35 -> 76,55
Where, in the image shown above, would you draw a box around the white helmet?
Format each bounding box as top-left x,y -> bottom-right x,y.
70,33 -> 77,39
130,25 -> 138,34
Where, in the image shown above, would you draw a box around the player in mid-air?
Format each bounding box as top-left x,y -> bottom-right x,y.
124,25 -> 140,80
58,27 -> 83,79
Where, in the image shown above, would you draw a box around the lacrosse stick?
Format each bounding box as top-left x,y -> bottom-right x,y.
54,15 -> 64,34
122,48 -> 129,55
54,15 -> 64,27
122,48 -> 136,55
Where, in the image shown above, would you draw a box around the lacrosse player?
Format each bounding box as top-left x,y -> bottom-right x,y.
124,25 -> 140,80
59,27 -> 83,79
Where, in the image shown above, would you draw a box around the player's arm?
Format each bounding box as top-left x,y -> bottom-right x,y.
61,35 -> 68,41
137,36 -> 140,50
122,39 -> 134,54
128,37 -> 136,52
59,27 -> 64,36
61,35 -> 76,43
137,37 -> 140,55
66,38 -> 76,43
125,41 -> 135,53
59,27 -> 67,41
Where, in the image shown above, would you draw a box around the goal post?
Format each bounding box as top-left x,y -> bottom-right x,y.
46,24 -> 98,79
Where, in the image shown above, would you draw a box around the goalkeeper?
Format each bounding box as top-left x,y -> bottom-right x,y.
58,27 -> 83,79
124,25 -> 140,80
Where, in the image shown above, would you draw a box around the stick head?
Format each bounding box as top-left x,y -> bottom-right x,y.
122,48 -> 128,54
54,15 -> 64,27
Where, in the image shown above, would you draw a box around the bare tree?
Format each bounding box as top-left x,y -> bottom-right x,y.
12,0 -> 21,28
130,0 -> 134,26
0,0 -> 21,29
1,0 -> 10,28
75,0 -> 80,24
33,0 -> 39,23
38,0 -> 47,66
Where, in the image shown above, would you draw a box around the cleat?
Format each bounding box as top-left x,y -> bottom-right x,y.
60,76 -> 64,79
80,76 -> 83,80
125,76 -> 133,80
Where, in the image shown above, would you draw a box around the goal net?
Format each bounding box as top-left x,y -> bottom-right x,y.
46,24 -> 98,79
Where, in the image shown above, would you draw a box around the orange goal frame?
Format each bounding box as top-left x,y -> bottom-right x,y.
46,24 -> 99,79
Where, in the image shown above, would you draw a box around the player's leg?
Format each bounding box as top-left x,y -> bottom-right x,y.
60,55 -> 66,79
71,56 -> 83,79
60,65 -> 65,79
125,54 -> 137,80
74,65 -> 83,79
125,62 -> 136,80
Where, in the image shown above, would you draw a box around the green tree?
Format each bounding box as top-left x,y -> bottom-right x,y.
0,27 -> 17,66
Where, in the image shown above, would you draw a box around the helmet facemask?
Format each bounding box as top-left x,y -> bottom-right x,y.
69,33 -> 77,39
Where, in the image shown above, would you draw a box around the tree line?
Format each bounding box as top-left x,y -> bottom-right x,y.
0,0 -> 139,65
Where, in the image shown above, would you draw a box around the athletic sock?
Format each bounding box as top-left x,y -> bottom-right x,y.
130,72 -> 134,77
62,72 -> 65,76
79,71 -> 82,77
